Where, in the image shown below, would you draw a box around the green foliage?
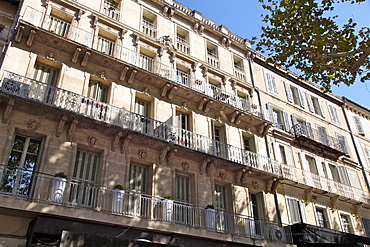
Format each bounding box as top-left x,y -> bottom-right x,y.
163,195 -> 174,200
114,184 -> 124,190
254,0 -> 370,91
54,172 -> 67,178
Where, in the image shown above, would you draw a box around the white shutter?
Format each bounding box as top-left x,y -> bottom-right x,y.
291,115 -> 298,133
324,162 -> 337,193
287,198 -> 302,224
266,73 -> 273,92
271,75 -> 278,94
319,100 -> 326,118
282,111 -> 291,132
284,146 -> 293,167
274,142 -> 282,163
300,153 -> 313,186
284,81 -> 293,102
329,105 -> 340,124
347,170 -> 361,189
363,146 -> 370,167
297,88 -> 305,108
306,122 -> 314,139
338,135 -> 349,155
353,116 -> 364,135
315,157 -> 327,190
266,103 -> 274,122
306,92 -> 314,112
337,166 -> 351,186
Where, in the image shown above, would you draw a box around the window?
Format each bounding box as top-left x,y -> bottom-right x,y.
215,184 -> 228,231
212,124 -> 227,157
206,43 -> 219,67
307,94 -> 326,118
267,104 -> 290,131
176,28 -> 189,54
234,57 -> 245,80
284,81 -> 304,107
340,214 -> 352,233
176,67 -> 190,86
139,52 -> 155,72
243,137 -> 256,153
88,80 -> 108,103
362,218 -> 370,237
363,146 -> 370,167
292,115 -> 313,138
134,97 -> 151,133
95,35 -> 116,56
33,62 -> 59,86
102,0 -> 120,20
329,105 -> 340,125
176,111 -> 190,131
306,156 -> 318,174
83,80 -> 110,120
337,135 -> 349,155
129,162 -> 148,193
48,14 -> 70,37
142,12 -> 156,38
353,116 -> 365,136
69,149 -> 100,208
347,169 -> 362,189
250,193 -> 265,236
315,207 -> 328,228
287,197 -> 304,224
329,164 -> 341,182
1,134 -> 42,195
175,174 -> 190,202
207,45 -> 217,58
265,73 -> 278,94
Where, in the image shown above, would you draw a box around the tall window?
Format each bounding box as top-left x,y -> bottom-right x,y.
69,149 -> 100,208
308,95 -> 325,117
340,214 -> 352,233
88,80 -> 108,103
329,105 -> 340,125
267,104 -> 290,132
135,98 -> 151,117
353,116 -> 365,136
176,112 -> 189,130
265,73 -> 278,94
206,43 -> 219,67
287,198 -> 304,224
139,53 -> 155,72
33,62 -> 59,86
102,0 -> 120,20
142,13 -> 156,38
129,162 -> 148,193
175,174 -> 190,202
243,137 -> 256,153
215,184 -> 227,231
1,135 -> 42,196
176,28 -> 189,54
315,207 -> 328,228
251,193 -> 264,236
212,124 -> 227,157
176,67 -> 190,86
306,156 -> 318,174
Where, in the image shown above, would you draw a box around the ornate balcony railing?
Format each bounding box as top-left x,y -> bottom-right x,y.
281,164 -> 370,204
206,54 -> 219,68
292,124 -> 346,154
101,0 -> 120,21
142,18 -> 157,38
0,165 -> 293,244
20,6 -> 265,120
176,36 -> 190,54
0,71 -> 281,177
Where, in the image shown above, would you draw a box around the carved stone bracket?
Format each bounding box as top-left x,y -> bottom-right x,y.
92,16 -> 98,28
119,29 -> 127,40
67,119 -> 78,141
131,33 -> 139,47
194,22 -> 204,34
26,30 -> 36,47
161,84 -> 177,99
197,98 -> 207,111
257,122 -> 271,137
56,115 -> 68,137
159,146 -> 171,164
128,70 -> 137,84
200,158 -> 211,175
119,66 -> 130,81
351,203 -> 363,217
328,195 -> 339,211
76,9 -> 84,21
168,86 -> 177,99
200,64 -> 208,77
72,48 -> 81,63
206,160 -> 215,177
234,168 -> 246,186
15,25 -> 24,43
111,131 -> 123,152
266,178 -> 279,193
120,134 -> 132,155
81,51 -> 90,67
203,100 -> 213,113
229,111 -> 239,123
241,169 -> 251,186
2,99 -> 14,124
302,187 -> 313,205
181,162 -> 189,171
161,83 -> 171,97
218,172 -> 227,181
235,113 -> 244,125
221,37 -> 231,48
167,148 -> 178,167
163,6 -> 174,18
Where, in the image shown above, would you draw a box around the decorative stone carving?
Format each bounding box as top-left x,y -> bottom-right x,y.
111,131 -> 123,152
81,51 -> 90,67
266,178 -> 279,193
161,84 -> 171,97
67,119 -> 78,141
206,161 -> 214,177
142,87 -> 150,94
167,148 -> 178,167
203,100 -> 213,113
197,98 -> 207,111
15,25 -> 24,43
168,86 -> 177,99
218,172 -> 227,181
119,66 -> 130,81
97,71 -> 106,80
128,70 -> 137,84
200,64 -> 208,77
351,203 -> 363,217
159,146 -> 171,164
26,30 -> 36,47
193,22 -> 204,34
76,9 -> 84,21
132,33 -> 139,47
235,113 -> 244,125
2,99 -> 14,124
72,48 -> 81,63
120,134 -> 132,155
87,135 -> 98,146
302,187 -> 313,205
119,29 -> 127,40
191,62 -> 198,72
200,158 -> 211,175
221,37 -> 231,48
234,168 -> 245,186
252,181 -> 259,189
27,120 -> 40,132
181,162 -> 189,171
229,111 -> 239,123
181,102 -> 188,109
56,115 -> 68,137
257,122 -> 272,137
138,150 -> 147,159
92,16 -> 98,28
163,6 -> 174,18
241,169 -> 251,186
328,195 -> 339,211
46,50 -> 55,61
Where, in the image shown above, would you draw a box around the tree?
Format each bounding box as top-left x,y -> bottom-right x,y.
253,0 -> 370,91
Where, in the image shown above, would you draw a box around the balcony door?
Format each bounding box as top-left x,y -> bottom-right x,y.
128,162 -> 149,217
1,134 -> 42,196
69,149 -> 99,208
249,193 -> 265,237
134,98 -> 151,134
175,174 -> 190,225
33,62 -> 60,104
176,112 -> 191,147
212,124 -> 227,158
215,184 -> 228,231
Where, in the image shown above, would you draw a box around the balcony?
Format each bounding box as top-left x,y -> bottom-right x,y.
101,0 -> 120,21
0,165 -> 293,244
234,66 -> 246,81
0,71 -> 281,177
281,164 -> 370,204
292,124 -> 347,157
206,53 -> 219,68
142,18 -> 157,38
176,36 -> 190,54
19,6 -> 266,121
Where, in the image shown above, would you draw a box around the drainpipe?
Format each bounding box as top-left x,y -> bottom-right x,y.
248,51 -> 283,226
341,97 -> 370,192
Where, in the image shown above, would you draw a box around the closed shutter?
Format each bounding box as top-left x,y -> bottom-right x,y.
353,116 -> 364,135
306,122 -> 314,139
291,115 -> 298,134
337,166 -> 351,186
297,88 -> 305,108
284,81 -> 293,102
266,73 -> 273,92
215,184 -> 227,210
73,150 -> 99,184
306,92 -> 314,112
271,75 -> 278,94
287,198 -> 302,224
329,105 -> 340,124
318,127 -> 329,145
338,135 -> 349,155
284,146 -> 293,167
176,174 -> 190,202
274,142 -> 282,162
300,153 -> 313,186
282,111 -> 291,132
33,62 -> 59,86
266,103 -> 274,122
347,170 -> 361,189
362,218 -> 370,237
315,157 -> 327,190
363,146 -> 370,167
319,100 -> 326,118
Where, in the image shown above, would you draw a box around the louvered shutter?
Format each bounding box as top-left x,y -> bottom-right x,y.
319,100 -> 326,118
300,153 -> 313,186
297,88 -> 305,108
266,103 -> 274,122
306,92 -> 314,112
306,122 -> 314,139
353,116 -> 364,135
338,135 -> 349,155
287,198 -> 302,224
337,166 -> 351,186
274,142 -> 282,162
347,170 -> 361,189
284,81 -> 293,102
282,111 -> 291,132
329,105 -> 340,124
266,73 -> 273,92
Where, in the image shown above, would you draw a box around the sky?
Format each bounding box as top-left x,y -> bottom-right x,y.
176,0 -> 370,109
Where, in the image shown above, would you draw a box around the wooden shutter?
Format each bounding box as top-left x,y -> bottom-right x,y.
287,198 -> 302,224
297,88 -> 305,108
274,142 -> 282,163
318,127 -> 329,145
266,103 -> 274,122
266,73 -> 273,92
319,100 -> 326,118
306,92 -> 314,112
282,111 -> 291,132
215,184 -> 227,210
284,81 -> 293,102
363,146 -> 370,167
337,166 -> 351,186
73,149 -> 99,184
306,122 -> 314,139
338,135 -> 349,155
347,170 -> 361,189
33,62 -> 59,86
353,116 -> 364,135
329,105 -> 340,124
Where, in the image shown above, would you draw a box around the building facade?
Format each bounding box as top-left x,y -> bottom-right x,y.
0,0 -> 369,246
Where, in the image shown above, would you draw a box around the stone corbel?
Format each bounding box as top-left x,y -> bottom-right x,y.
200,64 -> 208,77
191,62 -> 198,72
234,168 -> 245,186
81,51 -> 90,67
206,160 -> 215,177
266,178 -> 279,194
76,9 -> 84,21
67,119 -> 78,141
167,86 -> 177,99
92,16 -> 98,28
15,25 -> 24,43
235,113 -> 244,125
120,134 -> 132,155
72,48 -> 81,63
161,84 -> 171,97
241,169 -> 251,186
119,29 -> 127,40
158,46 -> 164,57
111,131 -> 123,152
328,195 -> 339,211
257,122 -> 271,137
26,30 -> 36,47
197,98 -> 207,111
229,111 -> 239,123
132,33 -> 139,47
203,100 -> 213,113
56,115 -> 68,137
302,187 -> 313,205
2,99 -> 15,124
167,148 -> 178,167
119,66 -> 130,81
351,203 -> 363,217
200,158 -> 211,175
159,146 -> 171,164
127,70 -> 137,84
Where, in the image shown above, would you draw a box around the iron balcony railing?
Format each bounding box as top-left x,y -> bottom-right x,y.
292,124 -> 346,154
0,71 -> 281,177
0,166 -> 293,244
281,164 -> 370,205
20,6 -> 264,119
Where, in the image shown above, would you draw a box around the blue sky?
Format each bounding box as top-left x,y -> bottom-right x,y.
177,0 -> 370,109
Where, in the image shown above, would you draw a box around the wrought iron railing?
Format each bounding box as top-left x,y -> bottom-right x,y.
0,165 -> 293,244
0,71 -> 281,176
280,164 -> 370,204
20,6 -> 265,119
292,124 -> 346,153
